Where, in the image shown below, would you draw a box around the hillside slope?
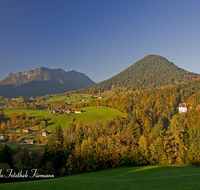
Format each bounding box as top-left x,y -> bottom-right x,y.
0,67 -> 95,97
81,55 -> 200,93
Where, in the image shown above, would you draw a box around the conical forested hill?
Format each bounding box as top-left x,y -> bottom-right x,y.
80,54 -> 200,93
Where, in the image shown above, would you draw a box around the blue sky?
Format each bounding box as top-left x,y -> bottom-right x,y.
0,0 -> 200,83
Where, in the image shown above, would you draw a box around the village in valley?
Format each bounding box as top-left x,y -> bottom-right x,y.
0,94 -> 121,147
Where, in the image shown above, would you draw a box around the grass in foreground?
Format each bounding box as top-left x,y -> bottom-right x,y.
0,166 -> 200,190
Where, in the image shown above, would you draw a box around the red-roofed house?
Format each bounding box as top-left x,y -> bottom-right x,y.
22,128 -> 31,133
75,110 -> 82,113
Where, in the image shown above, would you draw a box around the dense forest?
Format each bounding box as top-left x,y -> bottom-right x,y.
1,78 -> 200,182
79,55 -> 200,94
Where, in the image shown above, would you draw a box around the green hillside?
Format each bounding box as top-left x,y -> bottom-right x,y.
80,54 -> 200,93
1,166 -> 200,190
3,107 -> 125,131
44,95 -> 95,103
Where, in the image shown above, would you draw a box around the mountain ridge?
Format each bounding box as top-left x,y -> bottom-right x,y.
0,67 -> 95,97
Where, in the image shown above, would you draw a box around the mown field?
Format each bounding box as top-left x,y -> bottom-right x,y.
3,107 -> 125,131
0,166 -> 200,190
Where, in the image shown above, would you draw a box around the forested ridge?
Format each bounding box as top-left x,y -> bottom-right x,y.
1,78 -> 200,181
79,54 -> 200,94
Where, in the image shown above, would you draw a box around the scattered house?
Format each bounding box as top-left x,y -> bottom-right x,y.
75,110 -> 82,113
178,103 -> 188,113
0,135 -> 5,140
65,109 -> 72,114
42,130 -> 51,137
98,97 -> 103,99
24,139 -> 35,144
22,128 -> 31,133
82,99 -> 85,101
16,129 -> 21,133
52,110 -> 59,114
0,135 -> 9,140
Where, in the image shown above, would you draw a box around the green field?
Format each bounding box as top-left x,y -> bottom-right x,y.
0,166 -> 200,190
45,95 -> 94,103
1,142 -> 45,151
12,98 -> 23,103
3,107 -> 125,131
45,95 -> 107,104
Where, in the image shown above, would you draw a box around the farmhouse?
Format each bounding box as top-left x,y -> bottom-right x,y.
65,109 -> 72,114
24,139 -> 35,144
0,135 -> 10,140
42,130 -> 51,136
75,110 -> 82,113
178,103 -> 188,113
52,110 -> 59,114
22,128 -> 31,133
0,135 -> 5,140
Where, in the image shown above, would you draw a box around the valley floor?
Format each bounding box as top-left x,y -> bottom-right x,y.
3,106 -> 125,131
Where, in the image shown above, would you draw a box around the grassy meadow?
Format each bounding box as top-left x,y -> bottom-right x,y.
44,95 -> 107,103
3,107 -> 125,131
12,98 -> 23,103
0,166 -> 200,190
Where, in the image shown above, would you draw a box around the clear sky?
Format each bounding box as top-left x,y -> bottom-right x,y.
0,0 -> 200,83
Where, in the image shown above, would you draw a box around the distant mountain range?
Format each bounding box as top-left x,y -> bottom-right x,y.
80,54 -> 200,93
1,55 -> 199,98
0,67 -> 95,97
